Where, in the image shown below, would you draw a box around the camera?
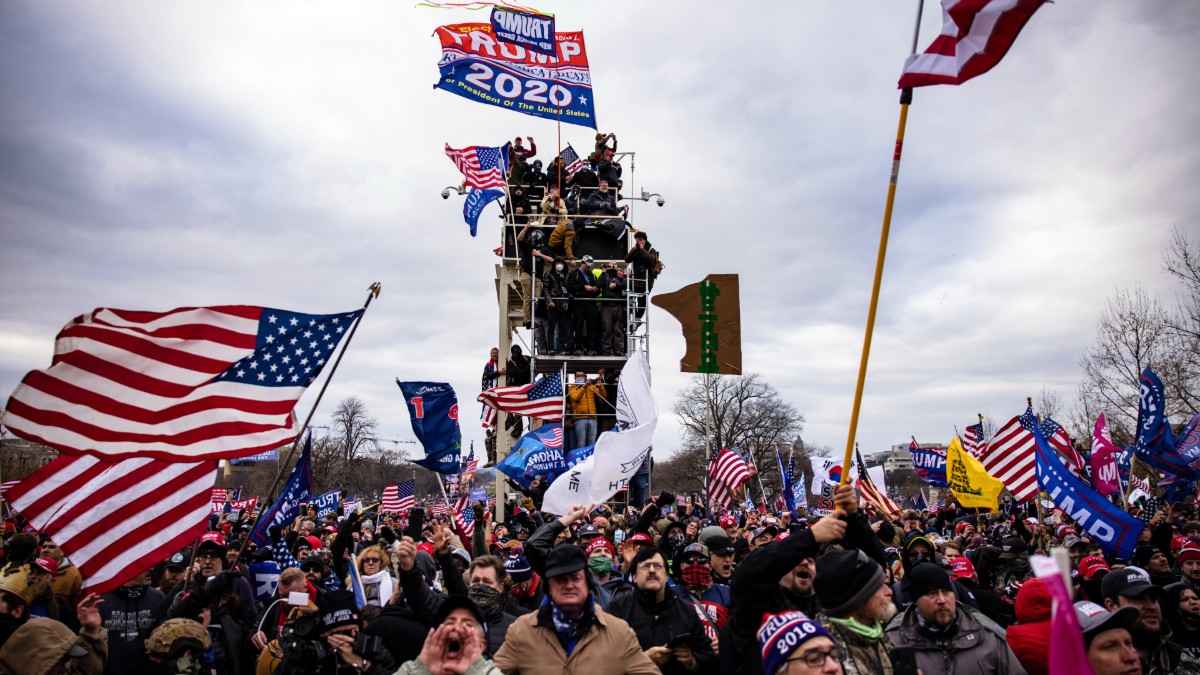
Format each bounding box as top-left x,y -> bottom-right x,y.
441,189 -> 451,200
655,196 -> 664,207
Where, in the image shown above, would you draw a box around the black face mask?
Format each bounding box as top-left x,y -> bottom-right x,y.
116,585 -> 146,599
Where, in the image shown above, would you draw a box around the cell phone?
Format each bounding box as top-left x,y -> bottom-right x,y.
890,646 -> 919,675
666,634 -> 705,650
405,509 -> 425,542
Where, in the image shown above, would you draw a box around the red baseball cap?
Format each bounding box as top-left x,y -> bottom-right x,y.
949,556 -> 975,580
585,538 -> 615,557
627,532 -> 654,546
1078,556 -> 1111,580
719,515 -> 737,529
1173,535 -> 1189,554
32,557 -> 58,576
1178,542 -> 1200,564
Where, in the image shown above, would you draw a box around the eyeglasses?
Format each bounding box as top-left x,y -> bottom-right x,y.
196,553 -> 222,561
788,647 -> 842,668
362,557 -> 381,564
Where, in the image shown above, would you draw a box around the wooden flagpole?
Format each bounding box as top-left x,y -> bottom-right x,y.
236,283 -> 381,562
840,0 -> 925,497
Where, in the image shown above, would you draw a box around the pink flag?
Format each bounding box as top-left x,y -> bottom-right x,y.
1091,414 -> 1121,497
1033,556 -> 1095,675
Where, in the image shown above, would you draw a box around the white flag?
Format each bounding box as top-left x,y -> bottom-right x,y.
543,349 -> 657,514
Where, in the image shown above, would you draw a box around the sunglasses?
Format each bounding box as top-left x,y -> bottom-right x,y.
361,557 -> 381,564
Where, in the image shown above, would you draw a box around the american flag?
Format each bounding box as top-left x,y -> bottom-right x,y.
430,500 -> 447,516
6,454 -> 218,596
382,480 -> 416,513
980,404 -> 1038,503
856,449 -> 902,519
478,375 -> 564,422
211,488 -> 228,504
559,145 -> 584,177
481,406 -> 496,430
706,447 -> 751,510
1041,416 -> 1087,478
0,480 -> 19,496
963,421 -> 985,458
453,495 -> 475,538
445,143 -> 510,191
1,305 -> 362,461
898,0 -> 1048,88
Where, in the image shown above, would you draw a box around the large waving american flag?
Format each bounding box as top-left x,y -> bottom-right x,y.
980,405 -> 1038,503
1,305 -> 362,461
445,143 -> 510,191
856,449 -> 902,519
898,0 -> 1048,88
478,376 -> 564,422
705,447 -> 751,510
6,454 -> 218,596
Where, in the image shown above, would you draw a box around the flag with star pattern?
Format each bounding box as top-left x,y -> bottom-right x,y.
1,305 -> 363,461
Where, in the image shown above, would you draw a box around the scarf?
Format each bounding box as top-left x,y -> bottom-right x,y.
826,615 -> 884,641
359,570 -> 394,607
546,594 -> 595,655
916,611 -> 958,641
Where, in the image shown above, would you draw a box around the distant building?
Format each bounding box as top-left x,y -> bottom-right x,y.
0,438 -> 60,481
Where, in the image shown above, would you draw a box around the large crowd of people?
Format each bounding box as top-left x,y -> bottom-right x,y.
2,481 -> 1196,674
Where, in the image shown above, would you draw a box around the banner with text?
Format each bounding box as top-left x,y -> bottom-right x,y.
433,23 -> 597,129
491,8 -> 556,56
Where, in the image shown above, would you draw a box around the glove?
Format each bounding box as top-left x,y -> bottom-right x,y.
655,491 -> 675,509
521,498 -> 535,512
472,502 -> 486,518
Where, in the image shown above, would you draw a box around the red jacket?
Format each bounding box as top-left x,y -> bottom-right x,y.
1005,577 -> 1051,675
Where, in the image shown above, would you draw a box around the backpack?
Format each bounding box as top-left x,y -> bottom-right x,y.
651,251 -> 664,278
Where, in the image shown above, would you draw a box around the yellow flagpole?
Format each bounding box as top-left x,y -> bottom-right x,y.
840,0 -> 925,493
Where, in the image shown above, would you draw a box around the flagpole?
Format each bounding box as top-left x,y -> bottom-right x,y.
839,0 -> 924,496
237,282 -> 381,562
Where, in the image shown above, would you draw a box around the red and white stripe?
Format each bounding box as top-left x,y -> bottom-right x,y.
898,0 -> 1048,88
0,306 -> 319,460
453,495 -> 474,538
477,383 -> 563,422
1047,427 -> 1086,477
211,488 -> 228,503
980,415 -> 1037,503
706,448 -> 751,510
444,144 -> 506,191
962,425 -> 984,459
6,454 -> 218,596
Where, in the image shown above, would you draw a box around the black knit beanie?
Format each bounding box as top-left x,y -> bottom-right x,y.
907,561 -> 954,599
876,520 -> 896,545
815,550 -> 885,617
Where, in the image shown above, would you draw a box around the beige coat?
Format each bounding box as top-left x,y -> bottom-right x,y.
0,618 -> 107,675
493,603 -> 657,675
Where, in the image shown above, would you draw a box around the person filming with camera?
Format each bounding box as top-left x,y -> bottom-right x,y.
268,590 -> 393,675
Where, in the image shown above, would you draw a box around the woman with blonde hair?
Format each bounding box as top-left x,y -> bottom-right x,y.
348,545 -> 395,607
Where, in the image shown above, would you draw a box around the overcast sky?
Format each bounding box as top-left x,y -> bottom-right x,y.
1,1 -> 1197,466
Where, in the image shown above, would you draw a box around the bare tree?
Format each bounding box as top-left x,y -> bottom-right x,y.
672,373 -> 805,487
332,397 -> 379,463
1077,284 -> 1175,437
1164,226 -> 1200,415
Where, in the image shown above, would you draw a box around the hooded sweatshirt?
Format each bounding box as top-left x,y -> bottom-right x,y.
99,584 -> 166,675
1005,577 -> 1051,675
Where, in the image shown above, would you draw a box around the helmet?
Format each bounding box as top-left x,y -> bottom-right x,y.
145,618 -> 211,659
528,230 -> 545,246
0,568 -> 33,606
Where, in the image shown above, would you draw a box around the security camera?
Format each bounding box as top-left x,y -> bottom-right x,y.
655,197 -> 665,207
441,189 -> 451,200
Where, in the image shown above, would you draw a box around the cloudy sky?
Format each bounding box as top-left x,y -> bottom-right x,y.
1,1 -> 1197,467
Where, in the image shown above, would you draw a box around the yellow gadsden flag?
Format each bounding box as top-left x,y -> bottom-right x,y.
946,436 -> 1004,511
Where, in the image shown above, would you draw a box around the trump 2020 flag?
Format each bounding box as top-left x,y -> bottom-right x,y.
397,381 -> 462,475
250,434 -> 314,547
1133,368 -> 1197,479
311,489 -> 342,519
1034,420 -> 1143,560
1,305 -> 362,461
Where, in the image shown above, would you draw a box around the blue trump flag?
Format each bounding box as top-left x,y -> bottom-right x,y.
249,560 -> 281,604
1034,419 -> 1143,560
397,380 -> 462,474
908,441 -> 949,488
311,490 -> 341,519
497,423 -> 566,488
250,434 -> 314,547
1133,369 -> 1198,479
464,188 -> 504,237
491,7 -> 556,57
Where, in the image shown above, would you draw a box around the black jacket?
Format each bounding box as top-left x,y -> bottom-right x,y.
608,586 -> 718,675
566,267 -> 599,300
362,603 -> 428,667
597,269 -> 626,299
542,268 -> 570,312
584,190 -> 620,216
